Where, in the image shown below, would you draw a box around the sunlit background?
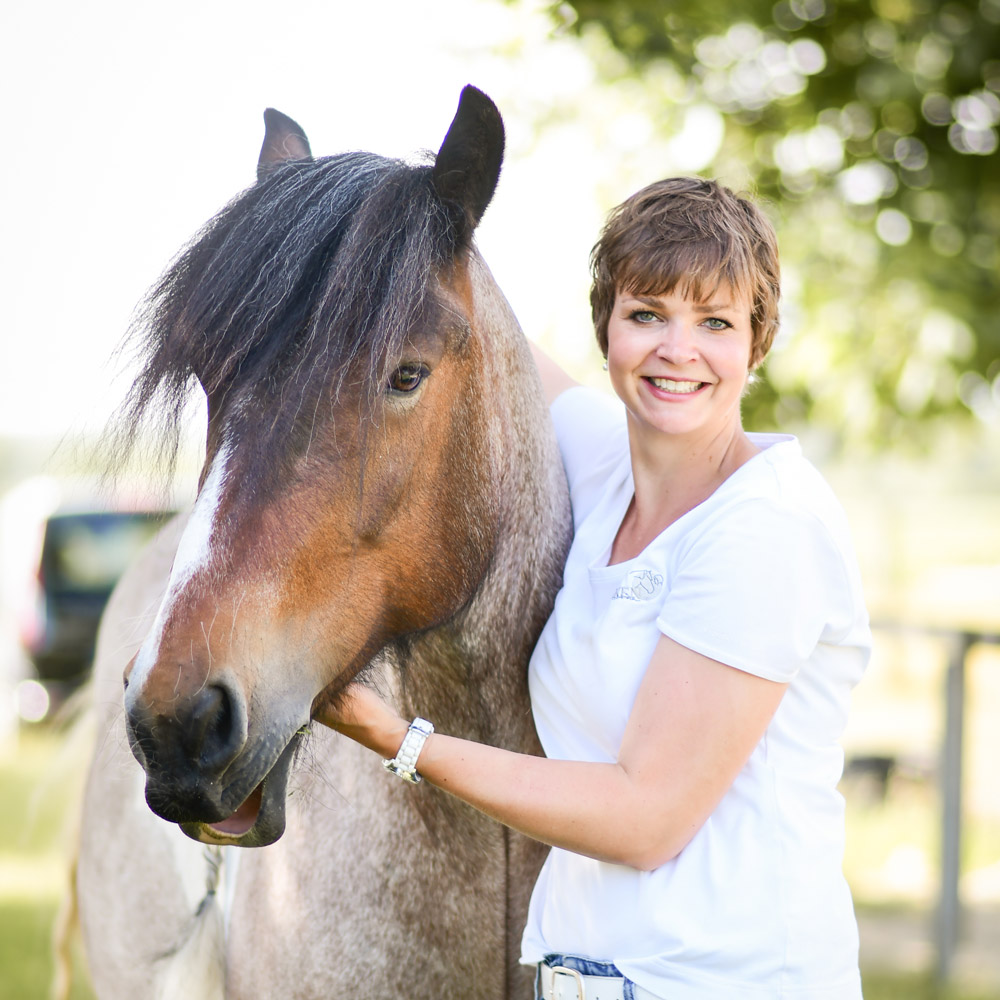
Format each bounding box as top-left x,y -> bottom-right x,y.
1,1 -> 998,997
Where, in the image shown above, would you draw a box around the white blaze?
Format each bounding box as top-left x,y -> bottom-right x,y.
130,440 -> 232,691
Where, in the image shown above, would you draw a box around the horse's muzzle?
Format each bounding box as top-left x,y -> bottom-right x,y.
125,677 -> 249,823
124,672 -> 304,846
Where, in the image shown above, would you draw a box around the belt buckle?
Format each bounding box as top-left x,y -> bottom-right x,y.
550,965 -> 586,1000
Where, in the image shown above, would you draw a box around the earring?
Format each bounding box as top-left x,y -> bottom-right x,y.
602,359 -> 608,371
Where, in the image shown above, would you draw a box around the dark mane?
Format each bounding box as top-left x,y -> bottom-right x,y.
110,151 -> 462,472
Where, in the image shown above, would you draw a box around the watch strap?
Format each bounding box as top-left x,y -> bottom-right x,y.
382,717 -> 434,783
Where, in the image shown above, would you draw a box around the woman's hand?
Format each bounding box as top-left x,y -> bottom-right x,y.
315,683 -> 409,758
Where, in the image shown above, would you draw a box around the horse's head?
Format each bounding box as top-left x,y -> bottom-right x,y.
121,87 -> 524,846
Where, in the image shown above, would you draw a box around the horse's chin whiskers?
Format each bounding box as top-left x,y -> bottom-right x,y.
287,734 -> 350,812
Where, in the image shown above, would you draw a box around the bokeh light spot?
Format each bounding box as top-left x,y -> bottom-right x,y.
16,680 -> 50,723
789,38 -> 827,75
921,92 -> 952,125
838,160 -> 897,203
876,208 -> 912,245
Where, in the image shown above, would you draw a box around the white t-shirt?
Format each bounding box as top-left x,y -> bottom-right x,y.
520,386 -> 870,1000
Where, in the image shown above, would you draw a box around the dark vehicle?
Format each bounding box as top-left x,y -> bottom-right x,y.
24,510 -> 170,686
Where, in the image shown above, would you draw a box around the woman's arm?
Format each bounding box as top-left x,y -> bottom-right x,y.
529,340 -> 578,406
318,634 -> 787,871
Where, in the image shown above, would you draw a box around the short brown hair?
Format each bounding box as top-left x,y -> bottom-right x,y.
590,178 -> 780,369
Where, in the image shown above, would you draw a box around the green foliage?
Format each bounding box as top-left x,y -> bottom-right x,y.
552,0 -> 1000,446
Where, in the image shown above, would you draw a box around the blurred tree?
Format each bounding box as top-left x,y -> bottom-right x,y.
549,0 -> 1000,447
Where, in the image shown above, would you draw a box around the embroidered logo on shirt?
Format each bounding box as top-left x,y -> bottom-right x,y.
612,568 -> 664,602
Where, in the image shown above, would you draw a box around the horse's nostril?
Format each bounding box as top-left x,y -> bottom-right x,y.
184,683 -> 246,771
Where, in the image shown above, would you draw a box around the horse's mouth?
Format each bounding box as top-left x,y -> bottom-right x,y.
180,735 -> 300,848
206,783 -> 264,838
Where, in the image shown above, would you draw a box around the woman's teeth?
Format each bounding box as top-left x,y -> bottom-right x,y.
648,377 -> 702,393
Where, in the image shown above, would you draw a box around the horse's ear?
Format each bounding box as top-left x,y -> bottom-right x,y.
257,109 -> 313,182
432,86 -> 505,237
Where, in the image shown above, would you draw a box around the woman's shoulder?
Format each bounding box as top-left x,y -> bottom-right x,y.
660,433 -> 861,583
660,437 -> 870,676
551,386 -> 629,527
741,433 -> 854,539
551,383 -> 624,431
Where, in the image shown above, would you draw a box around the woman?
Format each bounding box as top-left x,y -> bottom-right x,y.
322,177 -> 870,999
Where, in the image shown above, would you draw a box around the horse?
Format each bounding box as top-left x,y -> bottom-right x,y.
74,86 -> 571,1000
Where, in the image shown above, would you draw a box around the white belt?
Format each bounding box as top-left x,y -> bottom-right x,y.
539,964 -> 625,1000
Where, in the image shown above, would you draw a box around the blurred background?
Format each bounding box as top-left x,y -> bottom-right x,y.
1,0 -> 998,997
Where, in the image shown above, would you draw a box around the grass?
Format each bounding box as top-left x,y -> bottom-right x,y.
2,726 -> 998,1000
0,725 -> 94,1000
0,898 -> 93,1000
862,971 -> 1000,1000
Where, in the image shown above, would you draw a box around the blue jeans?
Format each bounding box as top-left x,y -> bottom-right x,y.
536,953 -> 644,1000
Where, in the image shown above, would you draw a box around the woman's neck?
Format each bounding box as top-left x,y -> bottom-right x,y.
609,421 -> 760,565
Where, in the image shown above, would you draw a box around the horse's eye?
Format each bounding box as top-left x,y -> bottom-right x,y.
388,363 -> 428,394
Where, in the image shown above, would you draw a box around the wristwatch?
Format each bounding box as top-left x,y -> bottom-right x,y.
382,717 -> 434,783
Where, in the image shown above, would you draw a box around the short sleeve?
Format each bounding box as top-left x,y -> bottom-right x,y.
656,499 -> 854,683
550,386 -> 628,528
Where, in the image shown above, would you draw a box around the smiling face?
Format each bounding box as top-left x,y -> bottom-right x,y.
606,282 -> 754,448
589,178 -> 781,373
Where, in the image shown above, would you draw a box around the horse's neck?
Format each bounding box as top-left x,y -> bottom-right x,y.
388,254 -> 571,749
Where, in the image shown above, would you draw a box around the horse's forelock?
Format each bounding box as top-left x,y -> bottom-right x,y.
108,151 -> 461,478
